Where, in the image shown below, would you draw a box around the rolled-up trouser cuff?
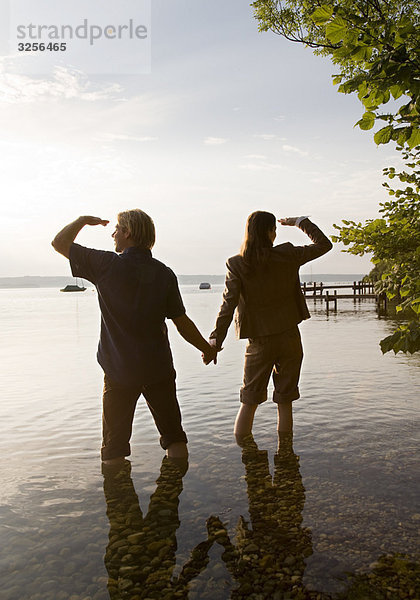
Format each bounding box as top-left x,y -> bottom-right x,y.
159,431 -> 188,450
101,445 -> 131,461
240,388 -> 267,405
273,388 -> 300,404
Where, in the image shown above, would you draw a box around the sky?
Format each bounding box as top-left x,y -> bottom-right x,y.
0,0 -> 402,277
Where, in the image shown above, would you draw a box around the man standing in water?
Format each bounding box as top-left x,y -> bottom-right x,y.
52,210 -> 216,465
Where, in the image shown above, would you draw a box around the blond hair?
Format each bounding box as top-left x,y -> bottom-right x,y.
117,209 -> 155,249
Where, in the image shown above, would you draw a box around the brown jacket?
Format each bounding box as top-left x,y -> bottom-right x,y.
209,219 -> 332,347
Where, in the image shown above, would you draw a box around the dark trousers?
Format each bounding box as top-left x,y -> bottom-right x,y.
101,375 -> 188,461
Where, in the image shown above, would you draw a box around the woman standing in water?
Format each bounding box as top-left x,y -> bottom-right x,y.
209,214 -> 332,437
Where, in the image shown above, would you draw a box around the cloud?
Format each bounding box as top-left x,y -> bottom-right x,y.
203,136 -> 228,145
0,83 -> 179,148
253,133 -> 287,141
0,62 -> 122,103
95,133 -> 158,143
282,144 -> 308,157
254,134 -> 276,141
239,160 -> 285,171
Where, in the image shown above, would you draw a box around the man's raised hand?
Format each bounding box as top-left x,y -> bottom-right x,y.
52,216 -> 109,258
81,216 -> 109,227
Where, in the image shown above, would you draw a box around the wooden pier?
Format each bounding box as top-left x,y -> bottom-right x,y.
301,281 -> 377,314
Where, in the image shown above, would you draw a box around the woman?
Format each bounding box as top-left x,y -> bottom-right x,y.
209,213 -> 332,437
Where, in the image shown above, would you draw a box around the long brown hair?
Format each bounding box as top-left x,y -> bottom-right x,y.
240,211 -> 276,269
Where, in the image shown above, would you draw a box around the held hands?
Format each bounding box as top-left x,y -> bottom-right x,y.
202,339 -> 221,365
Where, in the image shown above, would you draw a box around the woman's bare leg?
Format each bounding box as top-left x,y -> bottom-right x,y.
234,404 -> 258,437
277,401 -> 293,433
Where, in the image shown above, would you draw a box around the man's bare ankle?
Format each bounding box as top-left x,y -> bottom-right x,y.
167,442 -> 188,458
102,456 -> 126,465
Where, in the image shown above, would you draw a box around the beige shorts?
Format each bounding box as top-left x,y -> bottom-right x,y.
240,326 -> 303,405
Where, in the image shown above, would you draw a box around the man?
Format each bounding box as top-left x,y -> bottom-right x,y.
52,210 -> 216,464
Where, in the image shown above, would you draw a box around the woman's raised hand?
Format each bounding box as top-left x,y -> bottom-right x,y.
278,217 -> 298,226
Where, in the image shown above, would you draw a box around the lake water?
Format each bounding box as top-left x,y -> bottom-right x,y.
1,284 -> 419,600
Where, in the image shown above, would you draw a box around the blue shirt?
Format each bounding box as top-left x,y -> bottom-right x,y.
69,243 -> 186,386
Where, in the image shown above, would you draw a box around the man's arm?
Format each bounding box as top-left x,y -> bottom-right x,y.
51,215 -> 109,258
172,314 -> 218,365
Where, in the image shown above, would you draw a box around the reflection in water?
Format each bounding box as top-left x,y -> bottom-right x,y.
172,434 -> 332,600
198,433 -> 333,600
2,288 -> 419,599
102,444 -> 418,600
231,433 -> 315,598
103,457 -> 188,599
102,439 -> 320,600
103,457 -> 238,599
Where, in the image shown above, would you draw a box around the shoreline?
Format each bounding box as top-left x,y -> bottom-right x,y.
0,273 -> 367,289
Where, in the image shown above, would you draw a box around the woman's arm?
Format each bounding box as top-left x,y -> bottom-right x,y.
280,217 -> 332,265
209,261 -> 241,350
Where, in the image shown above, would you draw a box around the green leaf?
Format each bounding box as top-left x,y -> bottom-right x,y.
356,111 -> 376,131
390,85 -> 403,100
407,127 -> 420,150
349,45 -> 369,62
310,5 -> 333,25
360,93 -> 379,110
374,126 -> 393,145
357,82 -> 368,99
396,128 -> 411,145
325,16 -> 347,44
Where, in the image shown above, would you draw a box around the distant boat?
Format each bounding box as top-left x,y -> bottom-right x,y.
199,282 -> 211,290
60,278 -> 86,292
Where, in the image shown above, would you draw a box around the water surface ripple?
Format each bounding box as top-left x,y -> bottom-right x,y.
0,285 -> 418,599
